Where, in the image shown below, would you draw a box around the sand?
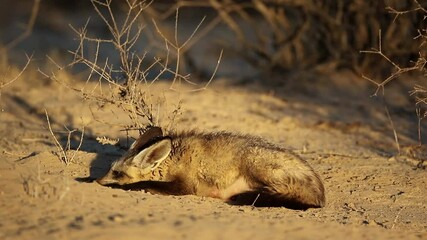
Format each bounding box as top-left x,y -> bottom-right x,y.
0,70 -> 426,239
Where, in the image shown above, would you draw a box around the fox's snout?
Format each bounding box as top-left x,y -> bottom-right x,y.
96,176 -> 109,185
96,171 -> 118,186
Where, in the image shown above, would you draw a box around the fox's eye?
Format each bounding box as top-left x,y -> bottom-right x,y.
112,170 -> 124,178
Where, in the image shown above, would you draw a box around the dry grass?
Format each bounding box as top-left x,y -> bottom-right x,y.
45,109 -> 85,165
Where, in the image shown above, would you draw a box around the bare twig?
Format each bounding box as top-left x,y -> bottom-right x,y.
151,7 -> 207,88
45,109 -> 68,164
383,98 -> 401,154
0,54 -> 32,111
360,30 -> 422,96
0,54 -> 32,89
391,207 -> 404,229
186,49 -> 223,92
387,0 -> 427,22
416,108 -> 424,145
251,193 -> 261,209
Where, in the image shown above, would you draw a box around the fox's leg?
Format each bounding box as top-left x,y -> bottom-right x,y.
213,176 -> 253,200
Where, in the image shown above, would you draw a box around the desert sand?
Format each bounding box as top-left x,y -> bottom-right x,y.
1,71 -> 426,239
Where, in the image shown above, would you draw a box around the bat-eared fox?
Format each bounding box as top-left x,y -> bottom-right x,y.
97,127 -> 325,209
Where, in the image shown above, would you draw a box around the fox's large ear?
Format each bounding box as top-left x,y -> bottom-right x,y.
131,138 -> 172,170
131,126 -> 163,151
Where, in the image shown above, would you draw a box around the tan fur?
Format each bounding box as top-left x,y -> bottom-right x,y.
97,128 -> 326,209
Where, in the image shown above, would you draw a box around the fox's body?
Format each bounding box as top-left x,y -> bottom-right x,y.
97,127 -> 325,209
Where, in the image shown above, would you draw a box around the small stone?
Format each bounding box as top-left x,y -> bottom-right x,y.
108,214 -> 124,223
238,208 -> 247,212
68,222 -> 83,230
347,202 -> 356,211
174,220 -> 183,227
75,216 -> 84,222
92,220 -> 103,226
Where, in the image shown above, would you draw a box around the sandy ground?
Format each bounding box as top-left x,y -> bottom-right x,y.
0,69 -> 426,240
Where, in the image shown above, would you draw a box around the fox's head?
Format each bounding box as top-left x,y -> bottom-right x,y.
96,127 -> 172,186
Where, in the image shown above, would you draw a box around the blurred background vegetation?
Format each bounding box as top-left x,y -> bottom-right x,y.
1,0 -> 425,78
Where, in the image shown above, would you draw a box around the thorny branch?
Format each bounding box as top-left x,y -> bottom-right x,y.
360,30 -> 425,97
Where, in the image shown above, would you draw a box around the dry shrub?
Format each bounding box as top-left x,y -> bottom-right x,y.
40,0 -> 222,134
361,1 -> 427,148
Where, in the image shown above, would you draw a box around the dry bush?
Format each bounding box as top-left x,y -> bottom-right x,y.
361,0 -> 427,158
40,0 -> 222,135
147,0 -> 424,76
361,1 -> 427,149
